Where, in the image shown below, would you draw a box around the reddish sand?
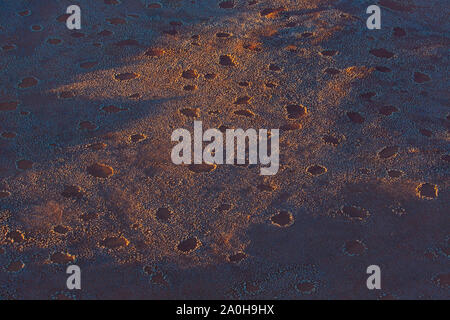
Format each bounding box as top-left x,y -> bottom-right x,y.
0,0 -> 448,300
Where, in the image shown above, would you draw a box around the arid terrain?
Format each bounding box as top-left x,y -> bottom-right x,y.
0,0 -> 448,299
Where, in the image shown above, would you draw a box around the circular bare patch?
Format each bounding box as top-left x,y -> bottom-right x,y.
286,104 -> 307,119
101,236 -> 129,249
296,281 -> 316,294
307,165 -> 327,176
177,237 -> 200,253
188,163 -> 216,173
18,77 -> 38,88
341,205 -> 370,220
270,211 -> 293,227
16,159 -> 33,170
87,163 -> 114,178
228,252 -> 247,263
156,207 -> 172,222
51,252 -> 75,264
416,183 -> 438,199
343,240 -> 367,256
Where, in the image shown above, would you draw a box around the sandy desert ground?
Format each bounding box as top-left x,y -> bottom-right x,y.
0,0 -> 448,299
